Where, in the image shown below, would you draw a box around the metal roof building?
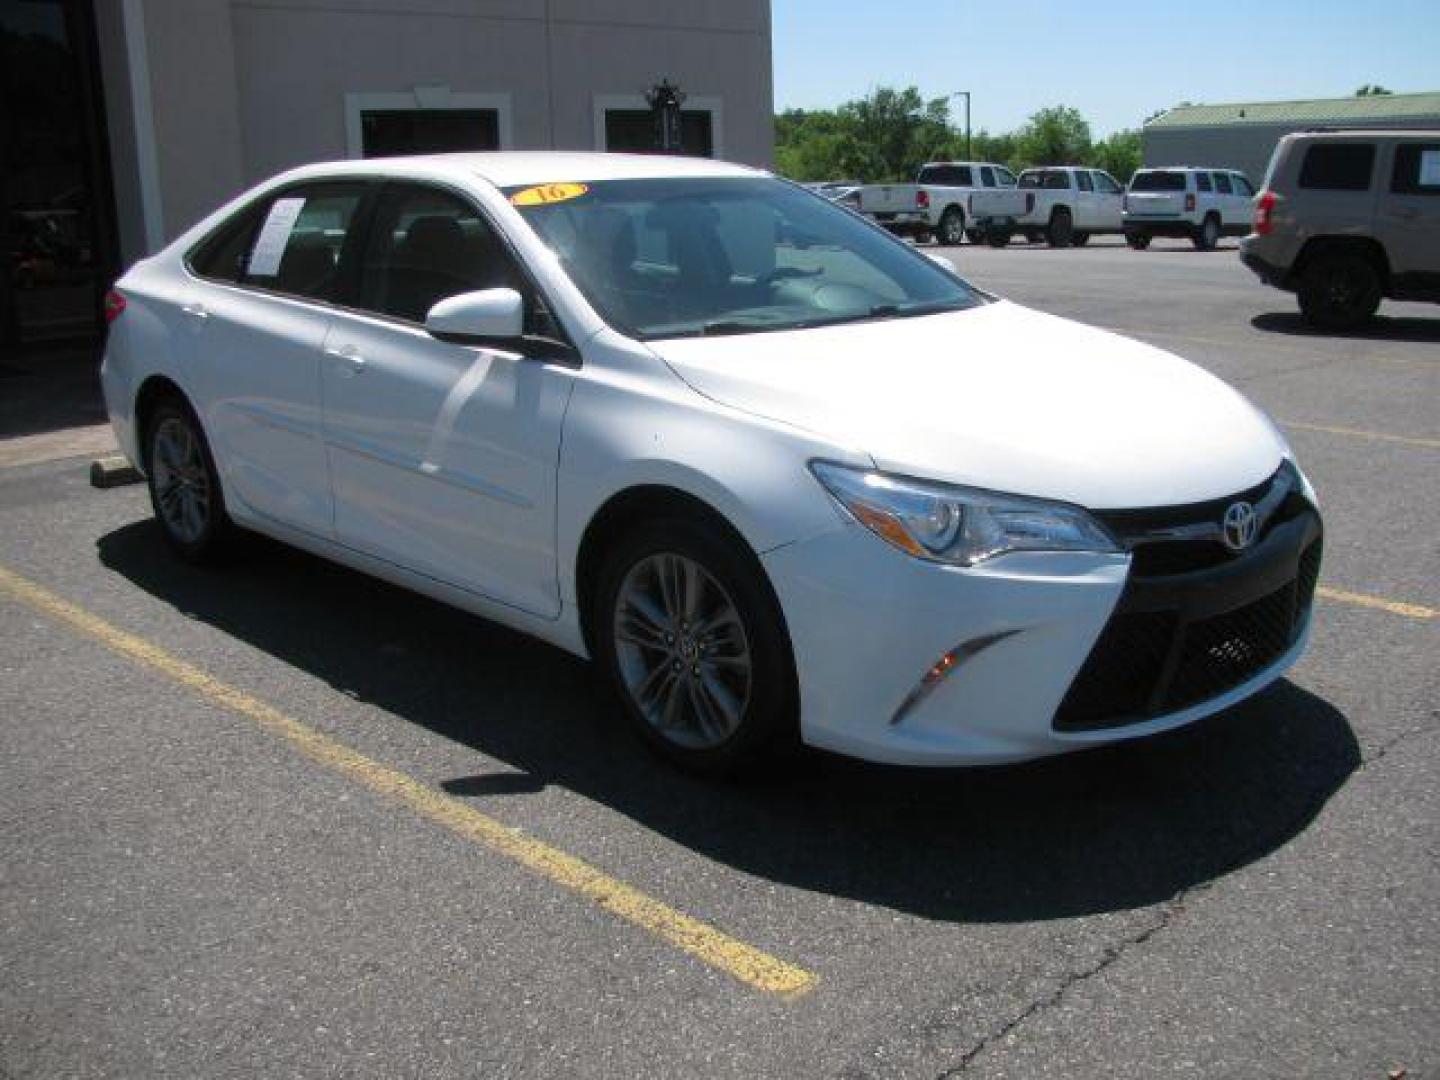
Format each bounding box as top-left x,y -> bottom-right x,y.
1141,92 -> 1440,187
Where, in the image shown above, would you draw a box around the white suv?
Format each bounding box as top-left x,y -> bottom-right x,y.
1124,167 -> 1257,250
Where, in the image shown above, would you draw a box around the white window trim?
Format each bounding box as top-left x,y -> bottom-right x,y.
592,94 -> 724,158
344,88 -> 514,158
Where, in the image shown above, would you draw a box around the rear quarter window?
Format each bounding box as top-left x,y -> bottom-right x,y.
1390,143 -> 1440,195
1298,143 -> 1376,191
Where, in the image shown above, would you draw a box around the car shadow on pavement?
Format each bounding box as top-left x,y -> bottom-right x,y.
1251,311 -> 1440,343
97,520 -> 1360,925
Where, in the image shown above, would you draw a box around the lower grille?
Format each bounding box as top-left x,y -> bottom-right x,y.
1054,536 -> 1321,733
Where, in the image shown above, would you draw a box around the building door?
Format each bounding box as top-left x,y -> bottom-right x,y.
360,109 -> 500,158
603,109 -> 714,157
0,0 -> 117,349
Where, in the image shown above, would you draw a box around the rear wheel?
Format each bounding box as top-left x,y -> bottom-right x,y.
1193,214 -> 1220,251
937,206 -> 965,246
1297,253 -> 1382,331
594,519 -> 797,776
1125,231 -> 1151,250
144,397 -> 237,563
1046,209 -> 1073,248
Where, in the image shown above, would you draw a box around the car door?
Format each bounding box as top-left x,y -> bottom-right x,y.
1212,171 -> 1243,229
319,180 -> 574,617
184,180 -> 370,537
1229,172 -> 1257,229
1091,171 -> 1124,230
1073,169 -> 1097,229
1381,140 -> 1440,290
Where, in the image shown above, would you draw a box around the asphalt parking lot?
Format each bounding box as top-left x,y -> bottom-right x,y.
2,236 -> 1436,1078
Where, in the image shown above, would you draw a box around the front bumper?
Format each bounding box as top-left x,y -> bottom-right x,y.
762,504 -> 1321,767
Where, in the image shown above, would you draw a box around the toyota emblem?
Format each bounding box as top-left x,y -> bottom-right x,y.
1221,501 -> 1259,552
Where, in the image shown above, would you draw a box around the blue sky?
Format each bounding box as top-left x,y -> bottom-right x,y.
771,0 -> 1440,137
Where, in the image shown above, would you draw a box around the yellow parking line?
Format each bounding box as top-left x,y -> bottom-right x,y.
1316,585 -> 1436,620
1283,421 -> 1440,451
0,563 -> 817,999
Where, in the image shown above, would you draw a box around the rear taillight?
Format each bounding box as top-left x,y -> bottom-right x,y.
1254,190 -> 1277,235
1184,192 -> 1196,212
916,189 -> 930,210
104,288 -> 126,323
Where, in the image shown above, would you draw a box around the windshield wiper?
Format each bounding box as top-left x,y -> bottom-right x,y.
700,319 -> 775,336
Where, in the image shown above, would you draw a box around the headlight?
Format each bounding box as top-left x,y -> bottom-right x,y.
810,461 -> 1118,566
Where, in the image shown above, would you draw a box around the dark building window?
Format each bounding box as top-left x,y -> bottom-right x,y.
1299,144 -> 1376,191
603,110 -> 714,157
360,110 -> 500,158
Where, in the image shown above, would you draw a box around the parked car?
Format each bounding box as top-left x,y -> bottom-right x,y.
1240,129 -> 1440,329
1006,167 -> 1126,246
850,161 -> 1019,244
1123,167 -> 1256,250
101,152 -> 1322,775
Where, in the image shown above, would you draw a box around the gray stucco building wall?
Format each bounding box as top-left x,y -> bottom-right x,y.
96,0 -> 774,265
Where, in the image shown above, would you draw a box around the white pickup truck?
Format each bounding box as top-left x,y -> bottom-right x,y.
978,166 -> 1127,247
846,161 -> 1020,245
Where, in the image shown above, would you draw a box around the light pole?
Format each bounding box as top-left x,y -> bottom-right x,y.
952,91 -> 971,160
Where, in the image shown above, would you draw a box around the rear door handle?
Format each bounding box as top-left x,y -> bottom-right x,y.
324,344 -> 366,374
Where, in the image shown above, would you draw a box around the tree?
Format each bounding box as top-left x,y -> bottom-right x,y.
1355,84 -> 1393,96
1089,129 -> 1142,183
1014,106 -> 1092,167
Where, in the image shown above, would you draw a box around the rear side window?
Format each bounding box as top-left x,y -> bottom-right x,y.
1213,173 -> 1233,194
356,182 -> 529,324
980,166 -> 995,187
243,183 -> 367,301
1076,171 -> 1093,192
1298,143 -> 1376,191
1196,172 -> 1213,192
1391,143 -> 1440,195
189,204 -> 264,283
1130,171 -> 1186,192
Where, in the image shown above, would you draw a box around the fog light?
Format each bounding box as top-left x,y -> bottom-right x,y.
890,629 -> 1021,726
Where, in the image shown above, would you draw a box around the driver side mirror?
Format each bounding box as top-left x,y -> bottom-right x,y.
424,288 -> 524,345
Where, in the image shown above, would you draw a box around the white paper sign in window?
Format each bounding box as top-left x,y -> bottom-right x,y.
1419,149 -> 1440,188
248,197 -> 307,277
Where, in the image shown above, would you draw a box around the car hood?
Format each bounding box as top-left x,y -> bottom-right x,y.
649,300 -> 1287,509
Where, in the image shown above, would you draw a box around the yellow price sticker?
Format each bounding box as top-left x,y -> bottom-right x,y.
510,182 -> 590,206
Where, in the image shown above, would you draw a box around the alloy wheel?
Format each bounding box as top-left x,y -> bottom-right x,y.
151,416 -> 211,544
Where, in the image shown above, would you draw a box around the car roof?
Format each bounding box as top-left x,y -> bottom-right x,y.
1136,166 -> 1243,172
274,151 -> 765,189
1284,128 -> 1440,140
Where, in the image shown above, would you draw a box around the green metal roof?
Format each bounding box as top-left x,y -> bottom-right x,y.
1146,92 -> 1440,129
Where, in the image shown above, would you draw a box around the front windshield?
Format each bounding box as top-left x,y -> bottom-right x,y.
503,176 -> 983,340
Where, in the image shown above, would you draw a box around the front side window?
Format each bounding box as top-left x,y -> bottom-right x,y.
1232,173 -> 1255,196
1214,172 -> 1233,195
980,166 -> 996,187
1299,143 -> 1376,191
1076,171 -> 1094,192
1092,171 -> 1122,194
995,167 -> 1017,187
356,183 -> 529,324
1019,170 -> 1070,190
1391,143 -> 1440,195
1195,172 -> 1213,193
506,176 -> 982,340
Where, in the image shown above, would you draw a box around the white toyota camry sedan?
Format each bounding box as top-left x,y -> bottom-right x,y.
101,152 -> 1323,773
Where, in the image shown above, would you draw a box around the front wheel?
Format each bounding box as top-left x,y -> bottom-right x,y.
937,207 -> 965,246
144,397 -> 237,563
1297,254 -> 1382,331
1046,209 -> 1073,248
594,519 -> 797,775
1193,214 -> 1220,251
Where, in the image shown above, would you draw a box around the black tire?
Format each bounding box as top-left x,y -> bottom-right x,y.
937,206 -> 965,246
1193,214 -> 1220,251
143,396 -> 238,564
1046,209 -> 1073,248
1297,253 -> 1382,331
914,231 -> 933,245
1070,231 -> 1090,247
1125,231 -> 1151,250
1024,230 -> 1043,244
964,228 -> 984,245
593,517 -> 797,776
985,229 -> 1012,248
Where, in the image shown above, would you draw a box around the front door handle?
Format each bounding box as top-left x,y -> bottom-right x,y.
324,344 -> 366,375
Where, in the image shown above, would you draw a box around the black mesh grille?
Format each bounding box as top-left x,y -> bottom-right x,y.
1163,582 -> 1297,712
1054,536 -> 1323,733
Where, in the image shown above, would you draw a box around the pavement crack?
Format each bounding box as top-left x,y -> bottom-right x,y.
1359,712 -> 1438,770
934,895 -> 1194,1078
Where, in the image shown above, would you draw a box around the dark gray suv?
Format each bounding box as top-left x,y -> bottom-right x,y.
1240,129 -> 1440,329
